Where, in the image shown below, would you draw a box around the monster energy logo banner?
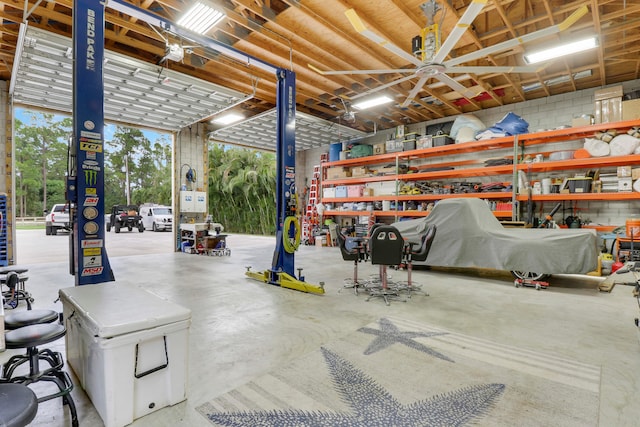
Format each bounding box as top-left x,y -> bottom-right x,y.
84,169 -> 98,186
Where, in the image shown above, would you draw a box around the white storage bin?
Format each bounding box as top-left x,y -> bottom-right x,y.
59,284 -> 192,427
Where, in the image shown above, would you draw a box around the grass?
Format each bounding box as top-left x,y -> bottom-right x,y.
16,224 -> 45,230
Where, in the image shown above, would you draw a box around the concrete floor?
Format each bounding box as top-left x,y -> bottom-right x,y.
2,232 -> 640,426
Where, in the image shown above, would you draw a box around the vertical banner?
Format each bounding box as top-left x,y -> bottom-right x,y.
271,69 -> 297,278
72,0 -> 114,285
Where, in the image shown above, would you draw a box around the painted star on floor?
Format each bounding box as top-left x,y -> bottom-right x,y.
358,317 -> 454,362
205,347 -> 505,427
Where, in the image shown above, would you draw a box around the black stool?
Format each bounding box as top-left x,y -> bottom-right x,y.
0,383 -> 38,427
3,323 -> 78,427
1,268 -> 32,310
4,309 -> 59,330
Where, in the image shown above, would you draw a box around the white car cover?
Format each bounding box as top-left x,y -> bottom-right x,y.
392,198 -> 598,274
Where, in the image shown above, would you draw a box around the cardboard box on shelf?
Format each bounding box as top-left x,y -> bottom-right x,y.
618,177 -> 633,192
326,167 -> 352,179
618,166 -> 632,177
622,99 -> 640,121
347,185 -> 364,197
373,143 -> 386,155
594,85 -> 623,101
632,168 -> 640,180
350,166 -> 371,177
594,85 -> 623,124
335,185 -> 348,198
322,187 -> 336,199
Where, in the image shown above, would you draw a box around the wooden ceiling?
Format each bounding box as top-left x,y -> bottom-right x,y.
0,0 -> 638,133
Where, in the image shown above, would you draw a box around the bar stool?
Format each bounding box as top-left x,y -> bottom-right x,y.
3,323 -> 79,427
1,268 -> 32,310
399,224 -> 437,297
336,232 -> 366,294
0,383 -> 38,427
4,309 -> 59,330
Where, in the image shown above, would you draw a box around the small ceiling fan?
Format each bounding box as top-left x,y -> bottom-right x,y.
309,1 -> 589,108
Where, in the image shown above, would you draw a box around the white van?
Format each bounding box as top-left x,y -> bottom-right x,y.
140,205 -> 173,232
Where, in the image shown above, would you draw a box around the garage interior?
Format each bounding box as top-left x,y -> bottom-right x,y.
1,1 -> 640,426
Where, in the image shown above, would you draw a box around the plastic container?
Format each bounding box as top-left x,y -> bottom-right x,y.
329,143 -> 342,162
59,284 -> 191,427
626,218 -> 640,238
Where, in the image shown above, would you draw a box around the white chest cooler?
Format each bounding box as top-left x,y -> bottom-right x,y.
59,283 -> 191,427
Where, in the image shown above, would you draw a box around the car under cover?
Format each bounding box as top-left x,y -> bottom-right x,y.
391,198 -> 598,275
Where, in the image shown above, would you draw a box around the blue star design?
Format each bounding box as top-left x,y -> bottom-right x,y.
359,318 -> 454,362
205,347 -> 505,426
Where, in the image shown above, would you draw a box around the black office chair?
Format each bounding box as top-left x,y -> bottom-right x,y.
400,224 -> 437,297
367,225 -> 406,305
336,231 -> 365,294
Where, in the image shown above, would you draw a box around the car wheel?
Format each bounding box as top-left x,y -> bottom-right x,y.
51,227 -> 57,236
152,222 -> 157,232
46,225 -> 52,235
510,271 -> 549,281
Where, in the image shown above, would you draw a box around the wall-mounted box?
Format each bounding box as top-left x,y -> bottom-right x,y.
180,190 -> 206,213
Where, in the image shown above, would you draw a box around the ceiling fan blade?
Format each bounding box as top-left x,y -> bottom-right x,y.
434,73 -> 481,99
449,65 -> 546,74
345,9 -> 424,67
445,4 -> 589,67
432,0 -> 488,64
347,75 -> 416,101
308,64 -> 415,75
401,75 -> 429,108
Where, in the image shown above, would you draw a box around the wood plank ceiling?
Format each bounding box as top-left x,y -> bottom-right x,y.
0,0 -> 638,134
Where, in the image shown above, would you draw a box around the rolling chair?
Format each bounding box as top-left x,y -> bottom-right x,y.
400,224 -> 437,297
336,231 -> 366,294
367,225 -> 406,305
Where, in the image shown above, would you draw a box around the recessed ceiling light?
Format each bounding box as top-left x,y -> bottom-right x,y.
524,36 -> 598,64
352,95 -> 393,110
213,113 -> 244,125
177,2 -> 225,35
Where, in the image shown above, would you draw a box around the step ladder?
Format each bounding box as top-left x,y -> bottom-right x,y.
302,164 -> 321,245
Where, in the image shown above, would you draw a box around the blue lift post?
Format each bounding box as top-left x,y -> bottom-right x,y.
69,0 -> 114,285
71,0 -> 323,293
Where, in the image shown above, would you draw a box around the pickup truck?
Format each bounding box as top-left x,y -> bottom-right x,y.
45,203 -> 72,235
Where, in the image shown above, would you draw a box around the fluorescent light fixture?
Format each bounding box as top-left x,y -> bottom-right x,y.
352,95 -> 393,110
213,113 -> 244,125
522,69 -> 592,92
524,36 -> 598,64
177,2 -> 225,35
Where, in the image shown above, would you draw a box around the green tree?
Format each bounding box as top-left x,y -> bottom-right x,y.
208,144 -> 276,235
14,112 -> 72,215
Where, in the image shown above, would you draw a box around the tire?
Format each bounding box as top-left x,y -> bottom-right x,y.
51,227 -> 57,236
115,223 -> 121,233
128,226 -> 132,232
152,222 -> 157,232
106,223 -> 111,232
510,271 -> 550,281
46,225 -> 52,235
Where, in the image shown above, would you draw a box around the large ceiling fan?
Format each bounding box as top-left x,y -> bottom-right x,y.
309,0 -> 590,108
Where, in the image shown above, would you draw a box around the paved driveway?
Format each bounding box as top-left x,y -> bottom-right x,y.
16,228 -> 175,264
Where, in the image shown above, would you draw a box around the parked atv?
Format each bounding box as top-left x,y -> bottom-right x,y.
106,204 -> 144,233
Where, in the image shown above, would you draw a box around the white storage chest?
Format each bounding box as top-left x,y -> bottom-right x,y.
59,284 -> 191,427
